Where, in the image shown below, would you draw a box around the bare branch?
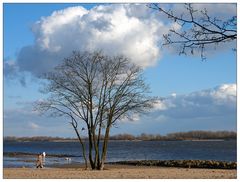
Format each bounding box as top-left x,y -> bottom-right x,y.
148,3 -> 237,60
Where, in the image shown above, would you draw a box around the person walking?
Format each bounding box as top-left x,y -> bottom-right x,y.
36,153 -> 43,168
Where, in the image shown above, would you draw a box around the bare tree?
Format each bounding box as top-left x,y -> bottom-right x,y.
149,3 -> 237,60
35,51 -> 155,170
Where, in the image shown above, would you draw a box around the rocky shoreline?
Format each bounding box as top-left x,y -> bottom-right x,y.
108,160 -> 237,169
4,151 -> 236,170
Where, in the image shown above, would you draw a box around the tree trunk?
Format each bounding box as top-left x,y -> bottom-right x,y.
99,125 -> 111,170
93,128 -> 99,168
96,122 -> 102,169
88,129 -> 95,169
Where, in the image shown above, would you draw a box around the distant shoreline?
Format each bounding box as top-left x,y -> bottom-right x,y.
4,130 -> 236,142
3,139 -> 234,143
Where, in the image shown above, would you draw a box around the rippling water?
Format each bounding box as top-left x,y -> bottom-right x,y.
3,140 -> 236,168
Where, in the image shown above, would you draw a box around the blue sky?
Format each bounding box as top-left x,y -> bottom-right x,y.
3,3 -> 237,137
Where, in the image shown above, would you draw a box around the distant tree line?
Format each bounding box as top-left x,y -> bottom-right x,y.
3,136 -> 74,142
110,130 -> 236,140
4,130 -> 236,142
164,131 -> 236,140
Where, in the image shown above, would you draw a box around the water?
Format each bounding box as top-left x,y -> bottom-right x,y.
3,140 -> 236,168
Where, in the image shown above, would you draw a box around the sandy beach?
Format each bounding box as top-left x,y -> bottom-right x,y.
3,165 -> 237,179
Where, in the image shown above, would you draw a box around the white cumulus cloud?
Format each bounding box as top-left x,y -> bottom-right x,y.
8,4 -> 174,79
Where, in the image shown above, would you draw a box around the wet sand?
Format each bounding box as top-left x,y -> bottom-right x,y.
3,164 -> 237,179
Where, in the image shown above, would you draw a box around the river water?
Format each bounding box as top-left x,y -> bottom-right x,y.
3,140 -> 236,168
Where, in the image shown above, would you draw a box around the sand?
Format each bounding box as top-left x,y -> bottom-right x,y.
3,165 -> 237,179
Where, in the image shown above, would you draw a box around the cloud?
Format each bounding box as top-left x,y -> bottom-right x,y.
6,4 -> 174,80
114,84 -> 236,134
154,83 -> 236,119
4,60 -> 27,87
4,60 -> 17,77
192,3 -> 236,20
161,3 -> 236,21
119,113 -> 140,123
153,99 -> 175,111
4,106 -> 74,137
28,122 -> 40,129
5,3 -> 236,84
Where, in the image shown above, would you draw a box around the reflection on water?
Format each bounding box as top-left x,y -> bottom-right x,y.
3,140 -> 236,167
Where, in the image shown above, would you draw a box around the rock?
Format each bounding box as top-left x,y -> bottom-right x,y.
108,160 -> 236,169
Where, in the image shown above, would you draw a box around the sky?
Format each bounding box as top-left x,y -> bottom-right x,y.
3,3 -> 237,137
